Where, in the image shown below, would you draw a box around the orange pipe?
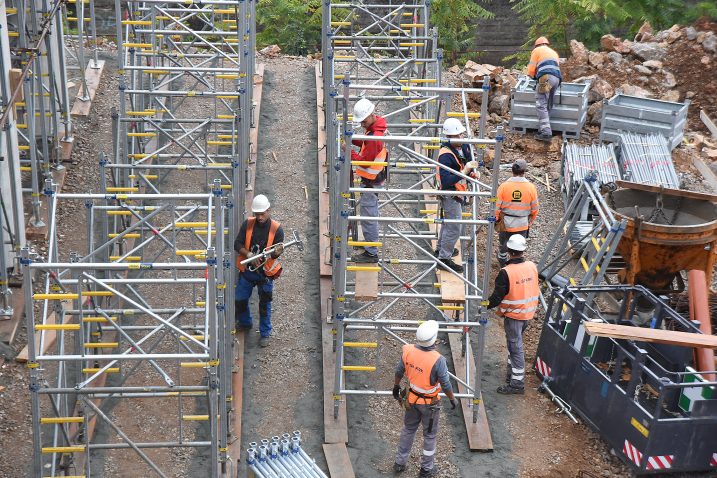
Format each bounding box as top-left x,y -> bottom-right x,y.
688,270 -> 715,381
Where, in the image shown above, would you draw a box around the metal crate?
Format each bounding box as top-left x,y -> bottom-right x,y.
600,94 -> 689,151
509,76 -> 590,138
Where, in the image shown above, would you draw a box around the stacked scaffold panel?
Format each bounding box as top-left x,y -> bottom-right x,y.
22,0 -> 256,476
561,142 -> 620,202
617,132 -> 680,189
320,0 -> 500,456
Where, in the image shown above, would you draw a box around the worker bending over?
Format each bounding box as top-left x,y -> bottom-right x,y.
486,235 -> 539,394
496,159 -> 538,266
234,194 -> 284,348
393,320 -> 457,477
350,98 -> 387,263
435,118 -> 478,274
527,36 -> 562,142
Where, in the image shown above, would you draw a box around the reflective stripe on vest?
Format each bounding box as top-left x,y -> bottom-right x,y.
436,146 -> 466,191
236,218 -> 282,277
527,45 -> 562,80
355,137 -> 388,180
496,179 -> 538,232
402,344 -> 441,403
498,261 -> 539,321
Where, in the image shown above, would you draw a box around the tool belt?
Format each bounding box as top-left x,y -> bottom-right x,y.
407,388 -> 439,407
537,75 -> 551,94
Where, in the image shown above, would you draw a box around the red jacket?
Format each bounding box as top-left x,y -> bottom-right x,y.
351,115 -> 387,162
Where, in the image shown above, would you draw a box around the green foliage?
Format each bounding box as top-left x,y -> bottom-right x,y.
431,0 -> 493,63
256,0 -> 322,55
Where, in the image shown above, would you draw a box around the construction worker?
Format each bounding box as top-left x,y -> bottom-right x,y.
486,234 -> 539,394
496,158 -> 538,267
527,36 -> 562,142
392,320 -> 457,477
435,117 -> 478,274
234,194 -> 285,348
350,98 -> 387,263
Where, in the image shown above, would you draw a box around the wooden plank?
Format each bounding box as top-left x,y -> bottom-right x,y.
438,269 -> 466,303
9,68 -> 24,105
70,60 -> 105,116
228,331 -> 245,464
701,110 -> 717,139
354,270 -> 378,301
16,300 -> 72,363
322,443 -> 355,478
315,63 -> 332,276
447,329 -> 494,451
321,277 -> 349,444
0,286 -> 25,346
615,179 -> 717,202
244,63 -> 265,210
583,321 -> 717,349
692,158 -> 717,193
25,167 -> 68,241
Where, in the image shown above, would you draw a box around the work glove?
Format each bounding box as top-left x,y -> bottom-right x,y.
272,243 -> 284,258
450,398 -> 458,410
392,384 -> 401,400
461,161 -> 478,175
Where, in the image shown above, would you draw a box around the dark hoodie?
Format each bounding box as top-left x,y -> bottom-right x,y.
351,116 -> 388,185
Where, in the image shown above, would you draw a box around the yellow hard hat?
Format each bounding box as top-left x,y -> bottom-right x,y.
535,36 -> 550,47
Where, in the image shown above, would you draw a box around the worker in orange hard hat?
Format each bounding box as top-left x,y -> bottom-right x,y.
527,36 -> 562,142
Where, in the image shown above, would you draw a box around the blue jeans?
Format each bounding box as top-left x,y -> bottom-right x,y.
235,270 -> 273,337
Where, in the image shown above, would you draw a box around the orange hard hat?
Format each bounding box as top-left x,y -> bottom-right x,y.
535,36 -> 550,47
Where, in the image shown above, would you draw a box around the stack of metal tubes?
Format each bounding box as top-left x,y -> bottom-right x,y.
617,132 -> 680,188
562,142 -> 621,200
247,431 -> 329,478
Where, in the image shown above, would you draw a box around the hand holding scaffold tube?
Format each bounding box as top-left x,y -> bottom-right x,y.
239,230 -> 304,272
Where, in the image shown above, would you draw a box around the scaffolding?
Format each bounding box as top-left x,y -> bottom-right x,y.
22,0 -> 257,476
321,1 -> 502,448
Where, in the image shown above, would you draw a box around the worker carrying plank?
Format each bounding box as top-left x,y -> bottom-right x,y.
350,98 -> 387,263
434,118 -> 479,274
496,159 -> 539,266
234,194 -> 285,348
527,36 -> 562,142
392,320 -> 457,477
486,234 -> 539,394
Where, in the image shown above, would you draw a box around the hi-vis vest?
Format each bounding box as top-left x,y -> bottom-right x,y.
436,146 -> 467,192
496,178 -> 538,232
236,218 -> 282,277
402,344 -> 441,404
527,45 -> 562,81
498,261 -> 539,321
355,136 -> 388,180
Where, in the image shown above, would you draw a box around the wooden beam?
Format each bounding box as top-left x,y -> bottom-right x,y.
438,269 -> 466,303
315,63 -> 332,276
615,179 -> 717,202
244,63 -> 265,210
583,321 -> 717,349
0,286 -> 26,347
70,60 -> 106,116
354,270 -> 378,301
692,158 -> 717,193
322,443 -> 355,478
701,110 -> 717,139
25,168 -> 68,241
16,300 -> 72,363
321,277 -> 349,444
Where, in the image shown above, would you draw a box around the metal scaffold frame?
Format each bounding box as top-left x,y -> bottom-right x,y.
321,0 -> 501,449
22,0 -> 258,476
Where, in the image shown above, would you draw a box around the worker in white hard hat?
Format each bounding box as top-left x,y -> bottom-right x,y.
434,117 -> 479,274
349,98 -> 387,263
495,158 -> 538,267
527,36 -> 562,141
392,320 -> 457,477
486,234 -> 539,394
234,194 -> 285,348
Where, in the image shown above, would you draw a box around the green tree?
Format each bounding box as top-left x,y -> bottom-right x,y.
431,0 -> 493,64
256,0 -> 322,55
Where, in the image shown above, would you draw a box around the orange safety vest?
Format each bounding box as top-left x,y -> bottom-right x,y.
498,261 -> 539,321
402,344 -> 441,404
355,141 -> 388,180
236,218 -> 282,277
527,45 -> 561,80
496,178 -> 538,232
436,146 -> 467,192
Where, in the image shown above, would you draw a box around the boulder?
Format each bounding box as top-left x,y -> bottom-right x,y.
634,21 -> 654,42
642,60 -> 663,70
448,65 -> 461,74
588,51 -> 606,67
587,101 -> 603,126
462,61 -> 503,85
703,33 -> 717,54
663,71 -> 677,89
634,65 -> 652,75
573,75 -> 614,103
514,136 -> 562,155
488,94 -> 510,116
258,44 -> 281,57
569,39 -> 589,63
600,34 -> 630,54
701,56 -> 711,65
661,90 -> 680,103
685,91 -> 696,99
607,52 -> 625,65
630,42 -> 667,62
684,26 -> 697,41
697,32 -> 707,44
617,83 -> 652,98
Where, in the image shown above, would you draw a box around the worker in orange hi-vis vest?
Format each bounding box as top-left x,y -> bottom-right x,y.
527,36 -> 562,141
234,194 -> 285,348
486,234 -> 539,394
392,320 -> 457,477
495,158 -> 538,266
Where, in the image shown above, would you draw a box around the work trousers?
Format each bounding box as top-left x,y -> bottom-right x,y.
497,229 -> 528,265
359,190 -> 379,255
535,74 -> 560,135
437,197 -> 463,259
235,270 -> 274,337
395,403 -> 440,471
504,317 -> 529,389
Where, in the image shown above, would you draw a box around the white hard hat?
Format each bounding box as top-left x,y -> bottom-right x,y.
442,117 -> 466,136
416,320 -> 439,347
352,98 -> 375,123
506,234 -> 527,252
251,194 -> 270,213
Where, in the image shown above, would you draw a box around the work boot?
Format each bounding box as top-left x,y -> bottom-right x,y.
534,132 -> 552,142
351,250 -> 379,263
439,258 -> 464,274
259,336 -> 270,348
433,248 -> 459,258
393,463 -> 406,473
418,466 -> 437,477
497,384 -> 525,395
235,323 -> 252,333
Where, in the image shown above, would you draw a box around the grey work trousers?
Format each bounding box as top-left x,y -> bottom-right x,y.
395,402 -> 440,471
535,74 -> 560,135
359,190 -> 379,255
437,197 -> 463,259
497,229 -> 528,264
504,317 -> 529,388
